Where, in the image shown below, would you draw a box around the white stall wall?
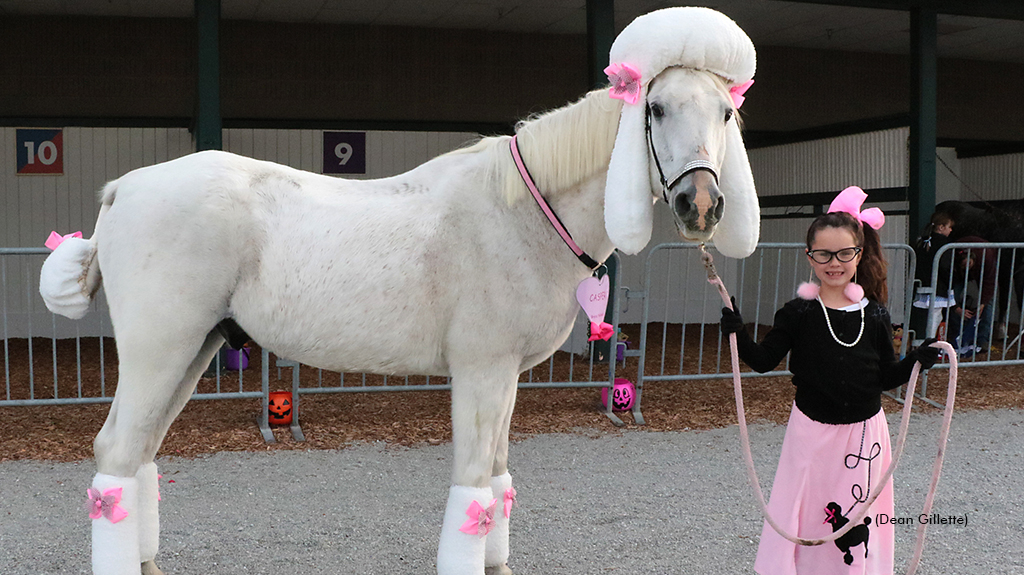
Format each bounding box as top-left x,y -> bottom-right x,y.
960,152 -> 1024,202
1,127 -> 478,338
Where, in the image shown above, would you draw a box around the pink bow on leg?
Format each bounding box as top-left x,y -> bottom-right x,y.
459,499 -> 497,537
503,487 -> 517,519
85,487 -> 129,524
44,231 -> 83,251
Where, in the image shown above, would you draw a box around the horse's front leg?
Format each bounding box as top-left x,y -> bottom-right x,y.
484,380 -> 518,575
437,363 -> 518,575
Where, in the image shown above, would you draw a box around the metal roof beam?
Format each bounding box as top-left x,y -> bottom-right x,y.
778,0 -> 1024,21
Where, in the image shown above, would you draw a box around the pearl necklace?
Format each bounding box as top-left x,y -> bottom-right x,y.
818,296 -> 865,347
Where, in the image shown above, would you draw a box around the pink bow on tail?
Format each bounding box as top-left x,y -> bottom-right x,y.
503,487 -> 517,519
828,186 -> 885,230
459,499 -> 497,537
85,487 -> 129,524
729,79 -> 754,109
589,321 -> 615,342
604,62 -> 642,105
44,231 -> 82,251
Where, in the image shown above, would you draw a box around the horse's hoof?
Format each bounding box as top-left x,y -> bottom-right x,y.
141,560 -> 166,575
485,564 -> 513,575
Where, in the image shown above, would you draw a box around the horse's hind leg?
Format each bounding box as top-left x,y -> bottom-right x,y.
91,329 -> 224,575
437,362 -> 518,575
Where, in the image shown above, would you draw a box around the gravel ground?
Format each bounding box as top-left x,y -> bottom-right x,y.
2,408 -> 1022,575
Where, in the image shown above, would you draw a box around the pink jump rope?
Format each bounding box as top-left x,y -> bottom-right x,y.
699,242 -> 957,575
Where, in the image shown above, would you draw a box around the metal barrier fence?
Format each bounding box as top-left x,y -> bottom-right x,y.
7,242 -> 1024,437
1,248 -> 626,435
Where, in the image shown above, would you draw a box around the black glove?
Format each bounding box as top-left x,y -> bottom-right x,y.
720,297 -> 745,336
909,337 -> 943,369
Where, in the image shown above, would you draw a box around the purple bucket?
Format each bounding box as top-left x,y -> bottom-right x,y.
224,347 -> 250,370
616,341 -> 627,363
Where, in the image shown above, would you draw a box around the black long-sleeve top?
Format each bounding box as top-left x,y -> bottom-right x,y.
735,297 -> 917,425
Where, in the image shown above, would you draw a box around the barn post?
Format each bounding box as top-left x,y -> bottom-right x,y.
195,0 -> 222,152
909,7 -> 937,239
587,0 -> 617,361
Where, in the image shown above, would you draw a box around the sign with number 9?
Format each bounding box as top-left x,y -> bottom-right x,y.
323,132 -> 366,175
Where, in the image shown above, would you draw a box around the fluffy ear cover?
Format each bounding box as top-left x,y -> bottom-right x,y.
604,91 -> 655,255
710,120 -> 759,258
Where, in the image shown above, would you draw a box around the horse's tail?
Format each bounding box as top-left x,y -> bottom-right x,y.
38,182 -> 114,319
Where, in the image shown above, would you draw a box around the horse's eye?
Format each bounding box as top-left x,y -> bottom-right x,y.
650,103 -> 665,119
725,109 -> 734,123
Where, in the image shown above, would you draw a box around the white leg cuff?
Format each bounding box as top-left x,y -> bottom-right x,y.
90,473 -> 141,575
437,485 -> 493,575
135,462 -> 160,562
485,473 -> 512,567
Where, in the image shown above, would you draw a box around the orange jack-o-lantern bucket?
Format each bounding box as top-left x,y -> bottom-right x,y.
267,391 -> 294,425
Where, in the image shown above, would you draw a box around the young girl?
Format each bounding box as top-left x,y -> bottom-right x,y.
720,187 -> 941,575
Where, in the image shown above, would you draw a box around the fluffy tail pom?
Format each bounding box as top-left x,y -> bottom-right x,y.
39,236 -> 99,319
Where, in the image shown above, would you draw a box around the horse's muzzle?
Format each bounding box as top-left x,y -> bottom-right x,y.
671,169 -> 724,241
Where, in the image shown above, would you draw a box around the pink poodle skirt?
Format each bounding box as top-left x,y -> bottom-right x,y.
754,403 -> 894,575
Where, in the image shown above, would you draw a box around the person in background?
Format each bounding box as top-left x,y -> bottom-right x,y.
910,212 -> 955,341
947,237 -> 997,357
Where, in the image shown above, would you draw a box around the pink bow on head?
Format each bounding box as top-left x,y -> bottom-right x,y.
503,487 -> 517,519
729,79 -> 754,109
828,186 -> 885,230
589,321 -> 615,342
44,231 -> 83,251
604,62 -> 642,105
85,487 -> 129,524
459,499 -> 497,537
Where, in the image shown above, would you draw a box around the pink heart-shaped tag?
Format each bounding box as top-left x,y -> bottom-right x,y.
576,275 -> 610,323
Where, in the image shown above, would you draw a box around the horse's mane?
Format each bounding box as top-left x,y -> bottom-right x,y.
448,69 -> 735,205
448,89 -> 623,205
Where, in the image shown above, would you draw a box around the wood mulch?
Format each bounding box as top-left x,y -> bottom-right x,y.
2,323 -> 1021,462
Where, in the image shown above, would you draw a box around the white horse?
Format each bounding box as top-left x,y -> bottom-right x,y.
42,67 -> 758,575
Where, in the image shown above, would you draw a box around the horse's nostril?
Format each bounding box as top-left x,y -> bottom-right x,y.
674,193 -> 691,217
714,196 -> 725,221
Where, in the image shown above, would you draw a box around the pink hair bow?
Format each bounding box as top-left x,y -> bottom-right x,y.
85,487 -> 129,524
503,487 -> 517,519
459,499 -> 497,537
589,321 -> 615,342
828,186 -> 885,230
604,63 -> 642,105
44,231 -> 82,251
729,79 -> 754,109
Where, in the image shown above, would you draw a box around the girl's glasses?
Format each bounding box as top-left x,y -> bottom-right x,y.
806,247 -> 862,264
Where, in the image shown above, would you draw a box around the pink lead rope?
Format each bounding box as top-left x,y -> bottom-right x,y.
699,244 -> 957,575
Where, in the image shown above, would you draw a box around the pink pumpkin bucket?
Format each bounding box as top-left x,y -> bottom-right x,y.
600,378 -> 636,411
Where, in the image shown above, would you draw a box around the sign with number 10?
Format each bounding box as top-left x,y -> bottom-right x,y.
322,131 -> 366,175
17,129 -> 64,175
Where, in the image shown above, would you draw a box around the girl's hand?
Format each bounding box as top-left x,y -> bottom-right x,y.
911,338 -> 943,369
720,297 -> 745,335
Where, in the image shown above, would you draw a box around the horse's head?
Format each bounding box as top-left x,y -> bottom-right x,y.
602,6 -> 759,258
645,67 -> 739,244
